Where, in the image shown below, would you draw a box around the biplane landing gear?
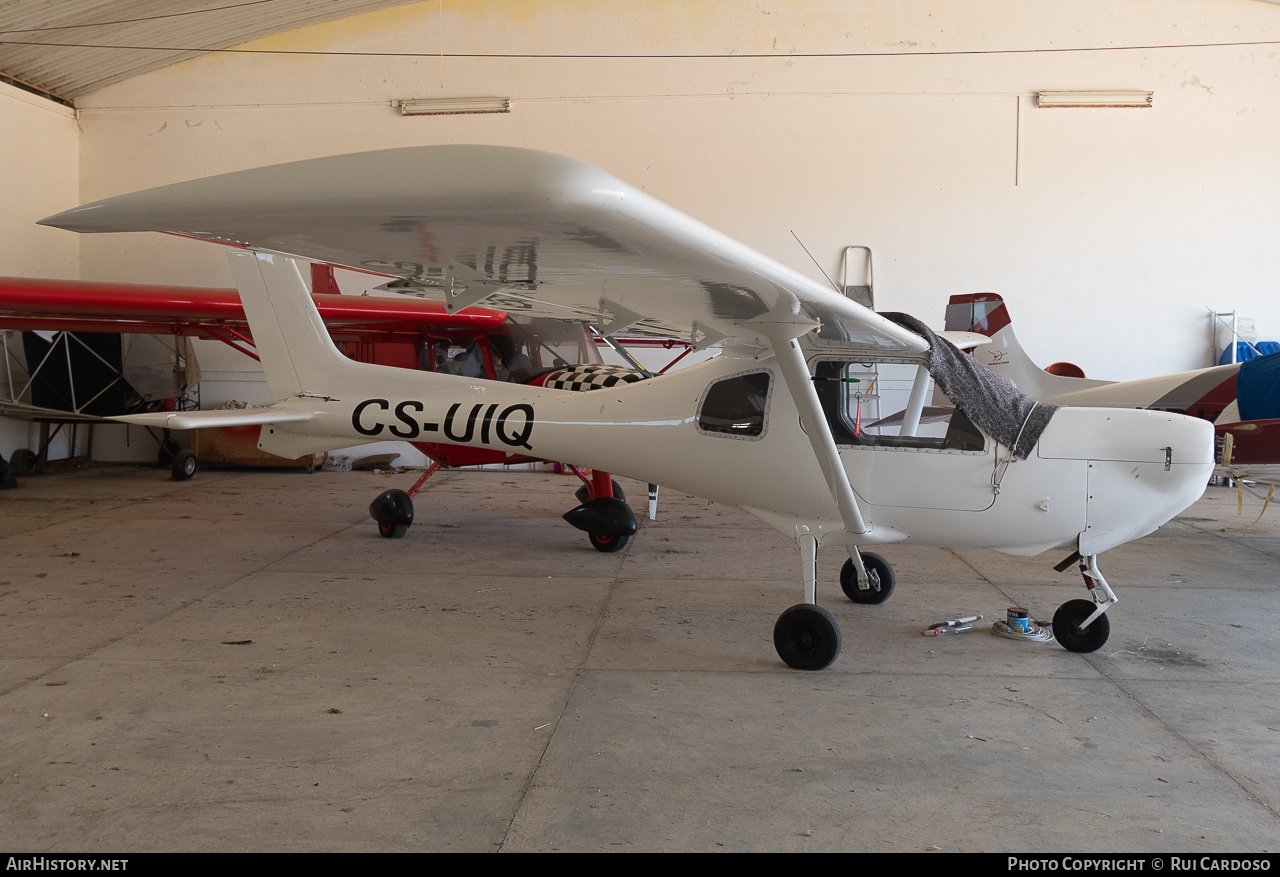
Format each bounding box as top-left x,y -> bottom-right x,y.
564,468 -> 637,553
367,461 -> 439,540
171,450 -> 197,481
840,550 -> 895,604
774,604 -> 842,671
1051,554 -> 1116,653
378,520 -> 409,539
563,497 -> 637,551
9,448 -> 39,477
578,478 -> 628,550
589,531 -> 630,553
369,488 -> 414,539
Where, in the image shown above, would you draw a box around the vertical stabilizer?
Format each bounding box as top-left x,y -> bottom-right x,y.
227,251 -> 353,399
944,292 -> 1109,396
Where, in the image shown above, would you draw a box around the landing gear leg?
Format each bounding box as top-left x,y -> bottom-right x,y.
1052,554 -> 1116,653
564,466 -> 637,552
774,534 -> 843,671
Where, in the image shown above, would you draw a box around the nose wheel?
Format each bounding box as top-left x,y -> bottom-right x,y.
1052,599 -> 1111,653
1051,554 -> 1117,653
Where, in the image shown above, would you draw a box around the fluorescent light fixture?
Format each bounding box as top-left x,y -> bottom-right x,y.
397,97 -> 511,116
1037,91 -> 1153,108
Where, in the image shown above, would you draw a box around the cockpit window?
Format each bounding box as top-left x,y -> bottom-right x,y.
697,371 -> 771,439
814,360 -> 985,452
421,318 -> 603,384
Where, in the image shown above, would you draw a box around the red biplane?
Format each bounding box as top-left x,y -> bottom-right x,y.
0,267 -> 659,551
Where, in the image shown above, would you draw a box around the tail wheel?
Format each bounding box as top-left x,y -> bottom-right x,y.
378,521 -> 409,539
590,531 -> 629,553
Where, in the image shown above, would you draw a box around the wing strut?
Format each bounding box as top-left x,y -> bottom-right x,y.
592,330 -> 654,378
899,365 -> 932,437
773,337 -> 870,536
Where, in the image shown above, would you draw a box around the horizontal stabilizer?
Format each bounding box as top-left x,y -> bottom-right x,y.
110,408 -> 316,430
938,330 -> 989,351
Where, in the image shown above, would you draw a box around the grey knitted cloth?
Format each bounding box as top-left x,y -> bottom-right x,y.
882,312 -> 1061,459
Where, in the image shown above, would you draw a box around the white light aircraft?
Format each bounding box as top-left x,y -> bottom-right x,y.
39,146 -> 1214,669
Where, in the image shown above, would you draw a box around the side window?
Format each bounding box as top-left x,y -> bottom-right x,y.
816,360 -> 985,452
697,371 -> 771,439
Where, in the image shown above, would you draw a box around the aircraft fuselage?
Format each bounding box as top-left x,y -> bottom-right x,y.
259,348 -> 1213,558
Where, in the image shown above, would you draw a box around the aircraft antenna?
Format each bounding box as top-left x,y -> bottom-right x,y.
791,231 -> 843,296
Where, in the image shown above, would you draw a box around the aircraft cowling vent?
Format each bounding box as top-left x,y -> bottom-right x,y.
562,497 -> 637,537
369,488 -> 414,527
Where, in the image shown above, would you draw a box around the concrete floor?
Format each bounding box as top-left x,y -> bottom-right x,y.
0,465 -> 1277,852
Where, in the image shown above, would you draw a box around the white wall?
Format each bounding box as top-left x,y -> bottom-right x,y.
0,82 -> 81,461
10,0 -> 1280,463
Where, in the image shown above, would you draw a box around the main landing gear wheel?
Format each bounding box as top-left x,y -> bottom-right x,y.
171,450 -> 197,481
369,488 -> 414,539
773,604 -> 843,671
9,448 -> 39,477
589,531 -> 630,553
1052,599 -> 1111,653
563,496 -> 636,552
840,553 -> 895,604
378,521 -> 409,539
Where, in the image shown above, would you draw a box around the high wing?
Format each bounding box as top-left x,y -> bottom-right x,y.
39,145 -> 926,358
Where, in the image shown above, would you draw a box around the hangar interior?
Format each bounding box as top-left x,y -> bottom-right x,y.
1,0 -> 1279,853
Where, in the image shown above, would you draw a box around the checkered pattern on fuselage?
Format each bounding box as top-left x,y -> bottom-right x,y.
542,364 -> 646,392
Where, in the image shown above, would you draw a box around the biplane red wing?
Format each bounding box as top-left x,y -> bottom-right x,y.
0,275 -> 506,340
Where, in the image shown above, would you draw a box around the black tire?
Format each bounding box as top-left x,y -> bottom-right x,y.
171,450 -> 197,481
589,531 -> 629,553
773,604 -> 843,671
10,448 -> 39,477
369,489 -> 414,537
158,438 -> 181,465
575,479 -> 626,505
839,553 -> 896,604
378,521 -> 409,539
1053,599 -> 1111,653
